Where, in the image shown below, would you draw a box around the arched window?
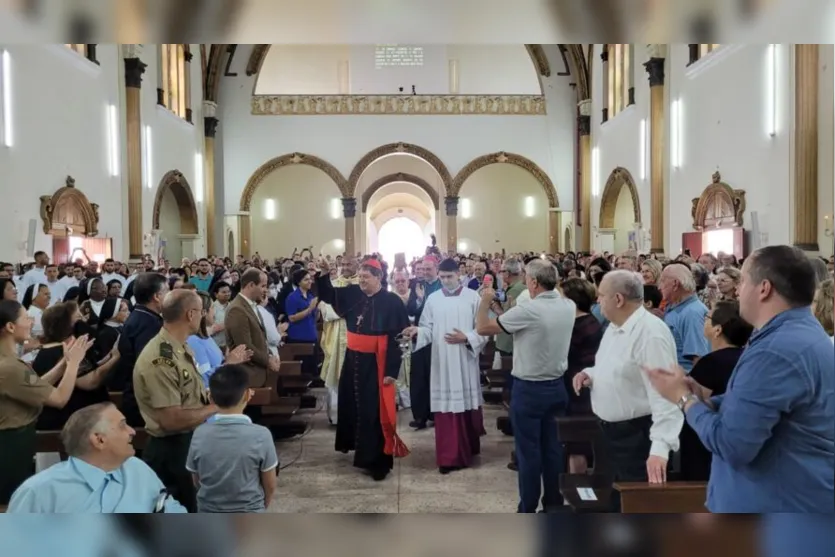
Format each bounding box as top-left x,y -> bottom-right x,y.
158,44 -> 193,122
602,44 -> 633,122
688,44 -> 721,65
64,44 -> 98,64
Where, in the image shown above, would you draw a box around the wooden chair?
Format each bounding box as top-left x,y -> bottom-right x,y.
614,481 -> 708,513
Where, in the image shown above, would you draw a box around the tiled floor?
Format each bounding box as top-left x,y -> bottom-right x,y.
269,392 -> 520,513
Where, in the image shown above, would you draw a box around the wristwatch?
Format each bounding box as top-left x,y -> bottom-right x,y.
677,393 -> 699,413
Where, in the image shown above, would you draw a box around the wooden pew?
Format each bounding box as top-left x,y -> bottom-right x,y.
279,343 -> 315,361
614,481 -> 707,513
556,415 -> 613,512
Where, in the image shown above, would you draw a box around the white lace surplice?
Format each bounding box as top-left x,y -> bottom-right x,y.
414,288 -> 488,414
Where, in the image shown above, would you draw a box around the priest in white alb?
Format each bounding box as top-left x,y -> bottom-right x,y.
403,258 -> 488,474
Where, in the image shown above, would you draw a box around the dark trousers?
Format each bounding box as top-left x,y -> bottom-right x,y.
409,344 -> 433,424
510,377 -> 568,513
599,415 -> 652,512
0,423 -> 36,505
143,432 -> 197,513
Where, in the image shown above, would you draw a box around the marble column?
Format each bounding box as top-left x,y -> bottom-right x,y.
203,101 -> 219,256
123,45 -> 146,261
644,46 -> 666,254
548,209 -> 561,254
445,196 -> 459,252
794,44 -> 820,252
578,99 -> 592,252
342,197 -> 357,256
239,214 -> 251,258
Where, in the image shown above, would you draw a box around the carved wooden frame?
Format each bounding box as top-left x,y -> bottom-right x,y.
690,171 -> 746,231
39,175 -> 100,236
240,153 -> 349,211
347,143 -> 453,198
152,170 -> 200,235
599,167 -> 642,229
450,151 -> 559,208
361,173 -> 440,213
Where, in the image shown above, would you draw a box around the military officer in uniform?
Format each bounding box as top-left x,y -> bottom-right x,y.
133,290 -> 216,513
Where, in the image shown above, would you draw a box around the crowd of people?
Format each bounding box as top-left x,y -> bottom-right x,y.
0,244 -> 832,513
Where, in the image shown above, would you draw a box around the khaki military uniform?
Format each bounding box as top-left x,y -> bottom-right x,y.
133,328 -> 208,513
133,328 -> 208,438
0,354 -> 55,504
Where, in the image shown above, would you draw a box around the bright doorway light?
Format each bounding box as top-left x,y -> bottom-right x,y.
458,241 -> 468,251
705,229 -> 734,256
378,217 -> 426,267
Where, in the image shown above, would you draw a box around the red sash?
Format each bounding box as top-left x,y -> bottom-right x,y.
346,331 -> 410,458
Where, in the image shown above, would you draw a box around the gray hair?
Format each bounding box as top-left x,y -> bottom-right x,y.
810,258 -> 829,286
504,257 -> 523,276
525,259 -> 557,290
60,402 -> 115,457
605,270 -> 645,302
665,263 -> 697,292
690,263 -> 710,291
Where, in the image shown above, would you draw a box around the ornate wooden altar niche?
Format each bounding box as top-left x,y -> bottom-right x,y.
690,171 -> 746,231
39,176 -> 100,237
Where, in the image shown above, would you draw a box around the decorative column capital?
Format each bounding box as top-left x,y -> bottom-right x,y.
342,197 -> 357,218
445,196 -> 459,216
203,101 -> 218,118
645,44 -> 667,59
578,99 -> 592,117
124,58 -> 147,89
204,117 -> 219,138
644,57 -> 665,87
121,44 -> 144,59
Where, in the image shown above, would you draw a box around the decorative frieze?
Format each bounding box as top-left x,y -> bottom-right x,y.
251,95 -> 546,116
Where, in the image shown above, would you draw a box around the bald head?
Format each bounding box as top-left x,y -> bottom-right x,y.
161,289 -> 201,323
601,270 -> 644,303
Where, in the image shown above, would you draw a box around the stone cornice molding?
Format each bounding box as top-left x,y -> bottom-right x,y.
250,95 -> 546,116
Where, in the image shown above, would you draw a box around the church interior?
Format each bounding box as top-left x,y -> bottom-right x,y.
0,0 -> 834,533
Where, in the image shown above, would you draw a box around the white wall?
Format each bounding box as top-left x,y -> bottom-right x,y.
255,45 -> 540,95
158,187 -> 183,263
0,44 -> 207,264
590,44 -> 651,242
592,44 -> 795,255
457,165 -> 550,252
613,186 -> 635,254
668,44 -> 793,253
141,44 -> 207,258
0,44 -> 124,263
220,44 -> 575,229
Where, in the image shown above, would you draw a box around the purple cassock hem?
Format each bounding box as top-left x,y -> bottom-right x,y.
433,408 -> 487,468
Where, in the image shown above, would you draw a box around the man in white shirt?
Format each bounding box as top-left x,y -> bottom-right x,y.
44,263 -> 66,306
18,250 -> 49,302
573,270 -> 683,507
476,259 -> 576,513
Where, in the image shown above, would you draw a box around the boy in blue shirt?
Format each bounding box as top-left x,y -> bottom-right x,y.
186,364 -> 279,513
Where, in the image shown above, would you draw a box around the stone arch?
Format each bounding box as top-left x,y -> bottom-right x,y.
239,152 -> 349,211
39,175 -> 100,236
152,170 -> 199,235
690,171 -> 746,231
599,167 -> 641,229
347,143 -> 453,198
451,151 -> 559,208
361,173 -> 440,213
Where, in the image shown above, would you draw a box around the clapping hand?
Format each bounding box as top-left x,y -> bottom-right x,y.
444,328 -> 468,345
278,322 -> 289,336
226,345 -> 253,365
268,355 -> 281,372
63,334 -> 93,366
480,288 -> 496,303
309,297 -> 319,311
415,284 -> 425,299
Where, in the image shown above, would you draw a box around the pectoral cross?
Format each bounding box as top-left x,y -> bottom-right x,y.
356,315 -> 364,327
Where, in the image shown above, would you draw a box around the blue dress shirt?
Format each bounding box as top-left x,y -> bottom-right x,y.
285,288 -> 318,342
8,456 -> 188,513
188,334 -> 224,388
686,307 -> 835,512
0,517 -> 144,557
664,295 -> 710,372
